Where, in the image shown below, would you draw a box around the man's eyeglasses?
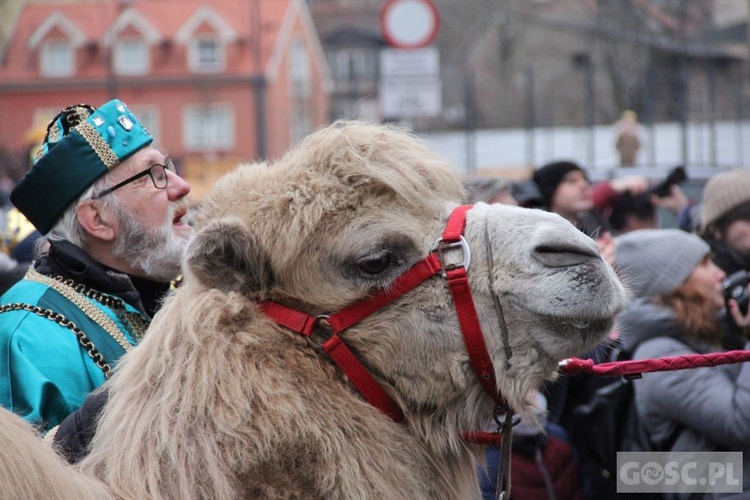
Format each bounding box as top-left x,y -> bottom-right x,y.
94,159 -> 175,199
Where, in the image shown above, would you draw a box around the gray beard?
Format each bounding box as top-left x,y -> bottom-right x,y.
111,203 -> 190,283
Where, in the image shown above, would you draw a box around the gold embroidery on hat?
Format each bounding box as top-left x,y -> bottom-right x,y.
77,106 -> 91,120
32,147 -> 46,164
47,123 -> 61,144
76,121 -> 119,169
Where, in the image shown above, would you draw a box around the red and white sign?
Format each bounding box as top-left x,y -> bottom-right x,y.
380,0 -> 440,49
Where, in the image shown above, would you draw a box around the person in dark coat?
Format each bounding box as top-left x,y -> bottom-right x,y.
0,100 -> 192,433
532,162 -> 650,426
532,160 -> 652,239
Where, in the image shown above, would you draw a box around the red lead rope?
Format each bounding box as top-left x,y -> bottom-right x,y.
462,351 -> 750,447
560,350 -> 750,378
464,351 -> 750,449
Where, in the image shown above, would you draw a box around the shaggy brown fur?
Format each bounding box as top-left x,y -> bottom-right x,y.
0,120 -> 626,499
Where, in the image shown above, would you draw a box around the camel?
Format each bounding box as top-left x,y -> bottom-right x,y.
0,120 -> 626,499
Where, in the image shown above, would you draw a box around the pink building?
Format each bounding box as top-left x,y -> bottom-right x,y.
0,0 -> 331,197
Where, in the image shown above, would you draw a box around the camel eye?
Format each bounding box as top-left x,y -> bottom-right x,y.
357,252 -> 399,276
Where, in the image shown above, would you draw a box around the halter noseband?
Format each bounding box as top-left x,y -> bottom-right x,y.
260,204 -> 510,423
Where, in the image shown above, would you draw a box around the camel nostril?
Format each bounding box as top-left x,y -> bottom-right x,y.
533,242 -> 599,268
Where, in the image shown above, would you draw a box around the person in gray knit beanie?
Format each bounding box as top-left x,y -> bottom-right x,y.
613,236 -> 750,499
701,169 -> 750,232
614,228 -> 710,299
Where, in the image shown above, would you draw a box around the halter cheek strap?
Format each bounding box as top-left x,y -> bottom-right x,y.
441,205 -> 499,398
260,205 -> 508,422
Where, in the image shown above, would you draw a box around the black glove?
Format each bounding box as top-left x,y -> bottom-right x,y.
53,387 -> 109,464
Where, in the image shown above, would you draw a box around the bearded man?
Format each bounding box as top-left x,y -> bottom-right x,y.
0,100 -> 191,432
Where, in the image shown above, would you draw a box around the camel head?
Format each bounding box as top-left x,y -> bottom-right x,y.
185,120 -> 627,428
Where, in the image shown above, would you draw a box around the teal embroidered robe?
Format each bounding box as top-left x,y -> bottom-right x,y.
0,278 -> 140,430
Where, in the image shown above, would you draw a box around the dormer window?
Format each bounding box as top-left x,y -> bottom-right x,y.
189,35 -> 224,73
175,6 -> 237,74
103,8 -> 160,75
40,40 -> 74,77
113,37 -> 150,75
28,11 -> 85,78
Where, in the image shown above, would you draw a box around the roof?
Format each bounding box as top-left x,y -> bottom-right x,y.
1,0 -> 319,80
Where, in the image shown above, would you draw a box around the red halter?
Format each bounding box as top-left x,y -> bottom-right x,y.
260,204 -> 505,423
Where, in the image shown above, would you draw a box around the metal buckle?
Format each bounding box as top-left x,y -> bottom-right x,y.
432,236 -> 471,275
307,314 -> 335,350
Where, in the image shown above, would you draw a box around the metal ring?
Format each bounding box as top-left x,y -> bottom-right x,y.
306,315 -> 335,350
431,235 -> 471,275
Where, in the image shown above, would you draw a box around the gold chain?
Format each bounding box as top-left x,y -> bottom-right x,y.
0,302 -> 112,378
62,278 -> 149,342
25,269 -> 134,353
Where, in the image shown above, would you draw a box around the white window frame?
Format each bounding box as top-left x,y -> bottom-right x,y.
182,104 -> 234,151
289,38 -> 311,99
188,35 -> 224,73
332,48 -> 371,82
113,36 -> 150,75
40,40 -> 75,77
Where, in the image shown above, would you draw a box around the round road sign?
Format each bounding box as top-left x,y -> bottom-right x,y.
380,0 -> 440,49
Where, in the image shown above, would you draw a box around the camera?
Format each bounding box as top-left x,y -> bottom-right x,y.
650,166 -> 687,198
722,270 -> 750,316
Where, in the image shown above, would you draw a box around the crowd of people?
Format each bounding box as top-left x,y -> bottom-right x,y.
1,98 -> 750,499
469,161 -> 750,499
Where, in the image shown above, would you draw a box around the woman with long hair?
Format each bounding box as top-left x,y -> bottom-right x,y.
615,229 -> 750,498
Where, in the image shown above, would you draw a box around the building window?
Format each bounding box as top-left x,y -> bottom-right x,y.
333,51 -> 350,80
290,105 -> 312,146
40,40 -> 74,77
183,104 -> 234,151
331,48 -> 372,82
351,50 -> 370,80
289,38 -> 312,144
113,37 -> 150,75
290,38 -> 311,98
189,35 -> 224,72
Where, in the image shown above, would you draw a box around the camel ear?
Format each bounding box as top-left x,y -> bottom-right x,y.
185,218 -> 272,293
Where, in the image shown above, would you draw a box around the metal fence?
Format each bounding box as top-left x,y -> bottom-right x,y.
422,119 -> 750,177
